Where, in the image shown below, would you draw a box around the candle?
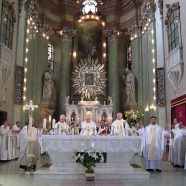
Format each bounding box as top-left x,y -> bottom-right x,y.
43,118 -> 47,129
49,115 -> 52,122
52,119 -> 56,129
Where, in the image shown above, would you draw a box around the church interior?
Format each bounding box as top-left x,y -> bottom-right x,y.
0,0 -> 186,186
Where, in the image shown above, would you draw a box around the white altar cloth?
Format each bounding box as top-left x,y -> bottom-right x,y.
36,135 -> 149,179
41,135 -> 143,153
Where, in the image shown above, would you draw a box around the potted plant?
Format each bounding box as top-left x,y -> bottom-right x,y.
73,148 -> 104,181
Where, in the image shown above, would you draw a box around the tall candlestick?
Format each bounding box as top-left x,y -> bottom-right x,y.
43,118 -> 47,129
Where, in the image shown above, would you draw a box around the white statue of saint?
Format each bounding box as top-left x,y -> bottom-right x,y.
108,96 -> 112,105
65,96 -> 70,104
42,66 -> 54,101
123,68 -> 137,105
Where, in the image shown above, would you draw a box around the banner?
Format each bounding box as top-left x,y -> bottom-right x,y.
156,68 -> 166,105
15,66 -> 24,104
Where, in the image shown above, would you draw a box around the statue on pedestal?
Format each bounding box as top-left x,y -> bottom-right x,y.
108,97 -> 113,105
42,66 -> 55,103
65,96 -> 70,105
123,68 -> 137,106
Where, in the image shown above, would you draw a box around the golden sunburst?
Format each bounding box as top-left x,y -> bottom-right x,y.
72,56 -> 107,98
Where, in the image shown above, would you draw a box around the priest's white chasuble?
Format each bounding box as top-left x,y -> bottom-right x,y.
80,121 -> 97,136
55,122 -> 69,135
0,125 -> 13,160
143,124 -> 165,170
111,119 -> 129,136
172,127 -> 183,166
18,126 -> 40,168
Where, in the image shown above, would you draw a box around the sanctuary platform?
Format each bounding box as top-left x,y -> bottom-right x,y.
35,135 -> 149,179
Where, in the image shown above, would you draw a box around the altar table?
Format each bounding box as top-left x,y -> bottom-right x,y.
37,135 -> 149,179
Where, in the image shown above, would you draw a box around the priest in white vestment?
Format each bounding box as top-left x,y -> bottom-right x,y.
168,119 -> 178,164
55,115 -> 69,135
12,121 -> 21,159
0,121 -> 13,160
172,122 -> 183,167
80,113 -> 97,136
180,124 -> 186,168
111,112 -> 130,136
143,116 -> 165,172
18,121 -> 40,172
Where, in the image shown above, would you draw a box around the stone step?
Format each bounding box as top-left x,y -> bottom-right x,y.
34,169 -> 150,179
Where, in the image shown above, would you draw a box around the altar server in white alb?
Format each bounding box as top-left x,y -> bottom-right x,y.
172,122 -> 183,167
80,113 -> 97,135
143,116 -> 165,172
18,120 -> 40,172
12,121 -> 21,159
0,121 -> 13,160
55,115 -> 69,135
181,125 -> 186,169
111,112 -> 130,136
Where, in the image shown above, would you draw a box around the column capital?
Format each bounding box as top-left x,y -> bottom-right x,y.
62,28 -> 76,42
103,29 -> 121,43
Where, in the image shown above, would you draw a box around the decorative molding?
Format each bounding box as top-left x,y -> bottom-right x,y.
103,29 -> 120,42
2,0 -> 16,22
61,28 -> 76,42
165,2 -> 180,27
158,0 -> 163,16
128,0 -> 156,37
156,68 -> 166,105
24,0 -> 53,35
167,45 -> 184,93
0,43 -> 13,106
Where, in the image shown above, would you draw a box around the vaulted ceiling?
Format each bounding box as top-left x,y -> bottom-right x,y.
37,0 -> 141,31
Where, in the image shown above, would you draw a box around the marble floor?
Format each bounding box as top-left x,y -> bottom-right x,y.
0,155 -> 186,186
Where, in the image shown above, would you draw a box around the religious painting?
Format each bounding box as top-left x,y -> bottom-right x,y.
156,68 -> 166,105
76,20 -> 102,62
15,65 -> 24,104
85,73 -> 94,85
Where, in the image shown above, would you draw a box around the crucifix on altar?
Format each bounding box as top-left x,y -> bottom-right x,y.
24,100 -> 38,128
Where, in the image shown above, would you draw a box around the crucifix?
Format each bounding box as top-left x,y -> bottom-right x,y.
24,100 -> 38,128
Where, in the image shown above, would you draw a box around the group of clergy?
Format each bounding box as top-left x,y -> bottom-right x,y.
0,121 -> 21,161
167,118 -> 186,169
50,112 -> 138,136
1,113 -> 186,174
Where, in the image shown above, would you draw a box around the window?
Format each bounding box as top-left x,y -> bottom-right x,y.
165,3 -> 181,52
48,42 -> 55,76
0,1 -> 15,49
82,0 -> 98,14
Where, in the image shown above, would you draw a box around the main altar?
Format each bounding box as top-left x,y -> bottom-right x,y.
35,135 -> 149,179
65,99 -> 113,123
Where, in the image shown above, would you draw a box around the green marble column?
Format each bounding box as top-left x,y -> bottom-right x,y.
59,30 -> 74,114
108,32 -> 120,117
26,34 -> 48,124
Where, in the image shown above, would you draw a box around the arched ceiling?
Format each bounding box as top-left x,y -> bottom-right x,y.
37,0 -> 141,31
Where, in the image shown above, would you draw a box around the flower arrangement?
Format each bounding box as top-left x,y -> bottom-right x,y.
73,148 -> 104,174
124,110 -> 144,127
